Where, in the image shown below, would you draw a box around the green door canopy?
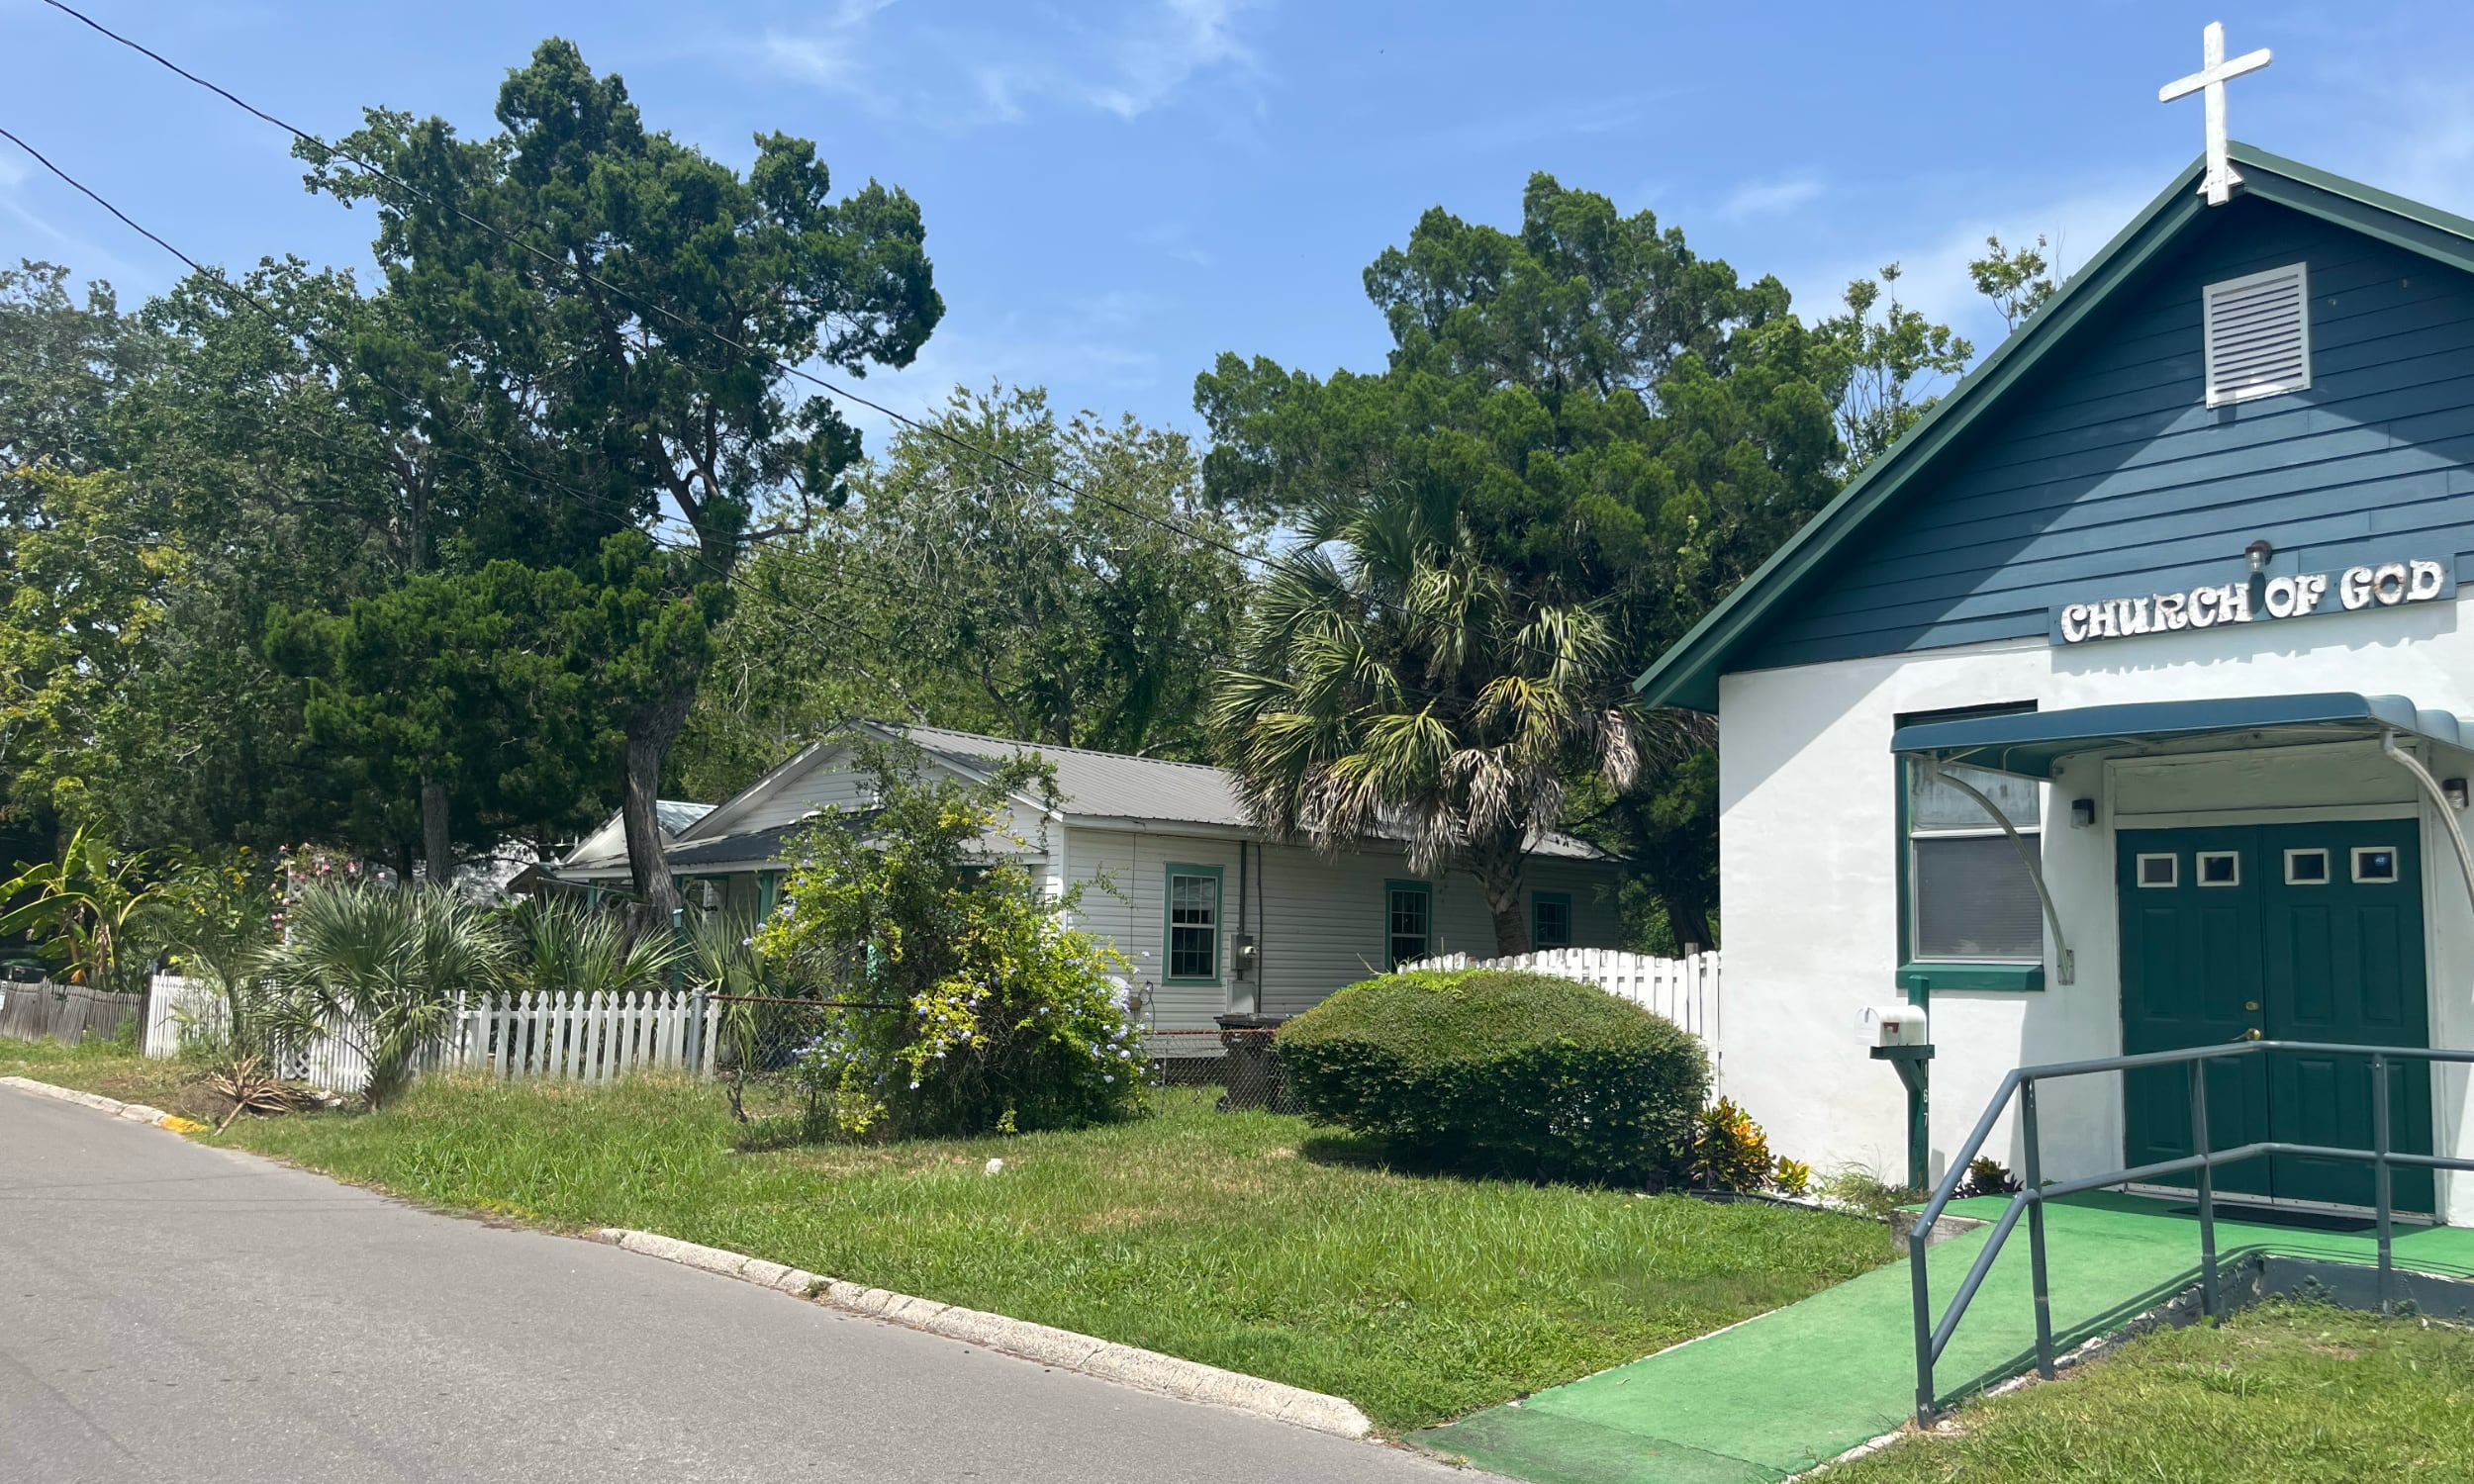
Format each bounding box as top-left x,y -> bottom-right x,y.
1890,693 -> 2474,781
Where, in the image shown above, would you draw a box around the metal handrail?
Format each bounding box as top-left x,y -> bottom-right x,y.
1910,1038 -> 2474,1426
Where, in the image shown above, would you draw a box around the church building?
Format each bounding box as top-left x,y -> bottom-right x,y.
1635,139 -> 2474,1223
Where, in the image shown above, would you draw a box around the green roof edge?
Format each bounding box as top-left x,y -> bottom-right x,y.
1630,143 -> 2474,712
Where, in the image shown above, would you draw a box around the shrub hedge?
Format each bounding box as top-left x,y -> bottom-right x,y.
1275,969 -> 1709,1183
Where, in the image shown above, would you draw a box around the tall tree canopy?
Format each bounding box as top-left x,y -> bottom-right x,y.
1198,174 -> 1966,948
675,384 -> 1254,797
303,38 -> 942,918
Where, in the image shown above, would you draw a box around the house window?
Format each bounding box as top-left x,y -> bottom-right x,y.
1532,892 -> 1572,949
1165,866 -> 1222,982
1386,881 -> 1432,970
1907,755 -> 2045,964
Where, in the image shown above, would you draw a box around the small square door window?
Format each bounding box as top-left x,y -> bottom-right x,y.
2352,847 -> 2400,883
2197,851 -> 2239,886
2285,849 -> 2331,884
2137,853 -> 2178,887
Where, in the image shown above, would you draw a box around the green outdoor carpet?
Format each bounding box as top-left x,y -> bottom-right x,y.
1420,1192 -> 2474,1484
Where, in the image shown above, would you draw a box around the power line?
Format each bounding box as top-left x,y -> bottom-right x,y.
0,121 -> 1265,736
0,121 -> 938,722
35,0 -> 1595,680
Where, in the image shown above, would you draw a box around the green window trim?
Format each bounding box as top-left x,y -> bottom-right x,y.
1531,891 -> 1573,949
1895,703 -> 2046,1000
1897,962 -> 2046,993
1163,863 -> 1224,984
758,871 -> 780,921
1385,879 -> 1434,971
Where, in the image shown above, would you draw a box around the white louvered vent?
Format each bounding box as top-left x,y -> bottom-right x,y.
2203,263 -> 2311,407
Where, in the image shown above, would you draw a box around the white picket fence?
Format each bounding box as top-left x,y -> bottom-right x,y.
1398,946 -> 1722,1045
145,975 -> 722,1095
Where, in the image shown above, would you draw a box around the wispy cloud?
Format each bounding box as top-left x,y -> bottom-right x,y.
1083,0 -> 1257,120
749,0 -> 1263,130
1800,176 -> 2155,355
1719,175 -> 1823,221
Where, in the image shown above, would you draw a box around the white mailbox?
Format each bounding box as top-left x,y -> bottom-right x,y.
1860,1003 -> 1930,1049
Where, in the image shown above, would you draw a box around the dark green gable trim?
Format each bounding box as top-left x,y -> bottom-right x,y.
1633,143 -> 2474,711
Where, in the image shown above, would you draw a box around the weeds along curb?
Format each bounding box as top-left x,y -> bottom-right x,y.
0,1074 -> 210,1134
595,1227 -> 1376,1440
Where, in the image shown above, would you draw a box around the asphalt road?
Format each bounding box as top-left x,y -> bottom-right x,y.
0,1083 -> 1488,1483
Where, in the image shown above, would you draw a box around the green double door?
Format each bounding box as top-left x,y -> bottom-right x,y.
2118,821 -> 2433,1213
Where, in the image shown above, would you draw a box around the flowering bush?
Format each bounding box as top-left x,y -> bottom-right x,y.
757,741 -> 1142,1138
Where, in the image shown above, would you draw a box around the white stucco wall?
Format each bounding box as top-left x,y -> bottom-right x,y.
1718,593 -> 2474,1220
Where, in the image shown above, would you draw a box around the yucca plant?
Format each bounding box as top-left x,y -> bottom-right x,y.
260,882 -> 511,1109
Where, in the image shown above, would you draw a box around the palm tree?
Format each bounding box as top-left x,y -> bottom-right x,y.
1212,482 -> 1658,956
261,883 -> 511,1109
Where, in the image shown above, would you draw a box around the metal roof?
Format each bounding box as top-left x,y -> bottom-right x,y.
558,799 -> 715,872
888,723 -> 1604,859
897,724 -> 1244,827
1889,693 -> 2474,780
1633,143 -> 2474,712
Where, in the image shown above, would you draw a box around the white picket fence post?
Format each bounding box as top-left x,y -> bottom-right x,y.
143,974 -> 726,1094
1394,946 -> 1723,1087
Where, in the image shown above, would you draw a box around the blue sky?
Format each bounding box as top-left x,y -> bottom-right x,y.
6,1 -> 2474,449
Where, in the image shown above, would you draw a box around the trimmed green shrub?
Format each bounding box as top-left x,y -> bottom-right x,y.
1275,969 -> 1709,1183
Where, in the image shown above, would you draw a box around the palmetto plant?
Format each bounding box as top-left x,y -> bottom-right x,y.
1213,482 -> 1668,955
261,882 -> 511,1109
507,898 -> 685,999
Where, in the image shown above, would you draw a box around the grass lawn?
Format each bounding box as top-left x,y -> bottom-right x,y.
116,1070 -> 1893,1433
1827,1302 -> 2474,1482
0,1037 -> 224,1120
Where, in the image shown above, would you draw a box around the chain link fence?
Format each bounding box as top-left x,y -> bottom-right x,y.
1147,1027 -> 1304,1115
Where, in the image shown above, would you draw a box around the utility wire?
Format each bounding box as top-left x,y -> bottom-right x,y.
36,0 -> 1597,681
0,121 -> 937,722
0,121 -> 1270,736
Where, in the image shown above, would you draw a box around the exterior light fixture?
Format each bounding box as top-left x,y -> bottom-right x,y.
2070,797 -> 2097,828
2447,778 -> 2470,810
2245,539 -> 2274,574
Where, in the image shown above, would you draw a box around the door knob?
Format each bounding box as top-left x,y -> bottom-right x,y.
2244,1028 -> 2262,1041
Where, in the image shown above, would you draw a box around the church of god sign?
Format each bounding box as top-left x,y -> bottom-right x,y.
2053,557 -> 2451,646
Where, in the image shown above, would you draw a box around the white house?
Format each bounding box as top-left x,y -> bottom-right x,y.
554,721 -> 1625,1030
1635,143 -> 2474,1224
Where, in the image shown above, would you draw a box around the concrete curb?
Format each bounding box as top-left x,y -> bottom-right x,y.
596,1227 -> 1375,1440
1,1075 -> 1373,1439
0,1074 -> 203,1132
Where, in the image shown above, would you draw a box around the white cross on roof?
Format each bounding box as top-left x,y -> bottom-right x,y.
2160,22 -> 2272,207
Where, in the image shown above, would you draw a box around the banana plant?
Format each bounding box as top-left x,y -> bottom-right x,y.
0,826 -> 163,995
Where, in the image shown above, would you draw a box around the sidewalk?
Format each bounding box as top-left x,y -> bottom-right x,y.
1419,1191 -> 2474,1484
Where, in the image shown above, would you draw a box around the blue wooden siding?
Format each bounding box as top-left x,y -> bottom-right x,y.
1742,198 -> 2474,671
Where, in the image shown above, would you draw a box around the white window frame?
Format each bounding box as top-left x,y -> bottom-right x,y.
2351,846 -> 2401,884
2196,851 -> 2240,887
2284,848 -> 2331,885
2137,853 -> 2180,889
